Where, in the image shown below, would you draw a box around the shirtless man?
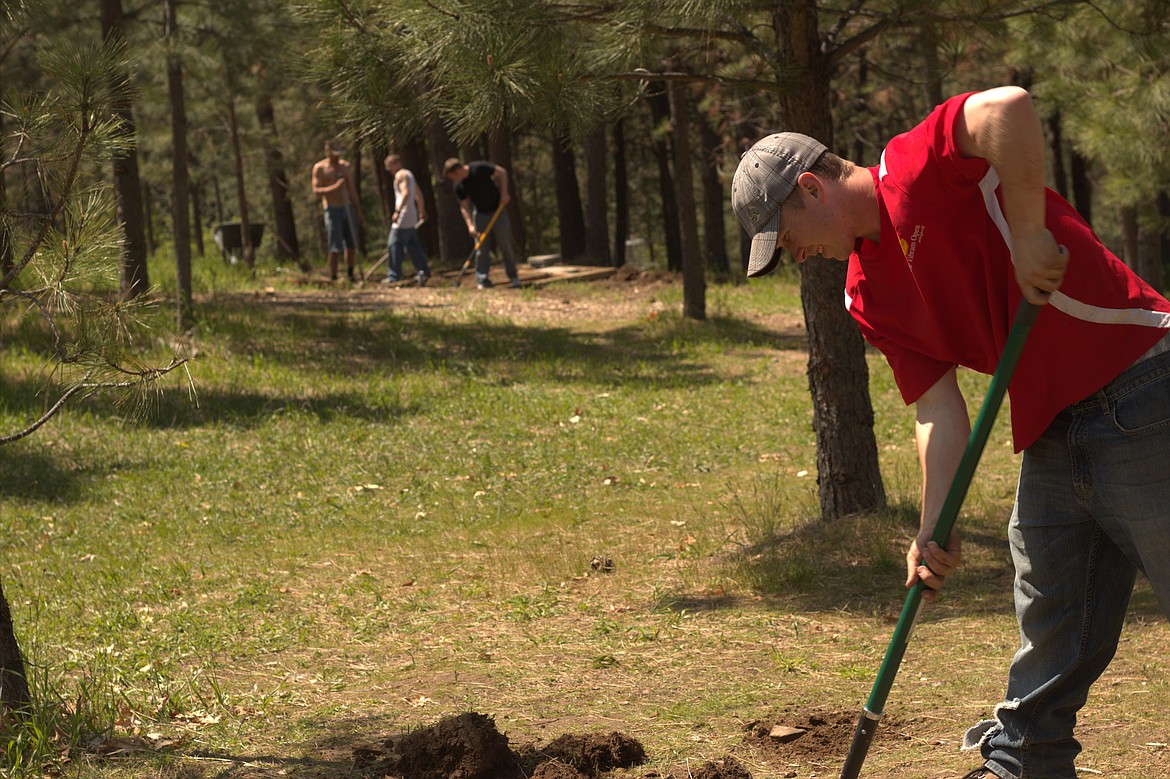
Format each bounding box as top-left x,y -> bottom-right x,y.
311,140 -> 364,282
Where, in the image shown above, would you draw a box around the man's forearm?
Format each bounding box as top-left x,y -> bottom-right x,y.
914,370 -> 969,537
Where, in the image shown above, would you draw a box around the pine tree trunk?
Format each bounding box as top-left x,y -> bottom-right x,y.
1047,113 -> 1068,200
523,131 -> 545,256
226,98 -> 254,268
584,123 -> 610,266
427,119 -> 472,263
1070,149 -> 1092,226
0,578 -> 30,716
647,84 -> 683,272
552,132 -> 586,262
697,109 -> 729,276
777,0 -> 885,519
612,118 -> 629,268
1138,199 -> 1165,291
191,182 -> 204,257
144,182 -> 156,256
401,138 -> 440,258
668,78 -> 705,320
166,0 -> 193,329
489,126 -> 526,259
256,94 -> 303,270
1120,205 -> 1139,270
0,109 -> 11,275
100,0 -> 150,300
373,140 -> 393,230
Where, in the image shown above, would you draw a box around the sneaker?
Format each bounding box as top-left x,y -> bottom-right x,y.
416,270 -> 430,287
476,278 -> 493,290
347,268 -> 357,283
509,277 -> 522,289
960,769 -> 995,779
381,276 -> 401,285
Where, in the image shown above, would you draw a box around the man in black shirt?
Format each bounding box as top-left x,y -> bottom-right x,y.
443,158 -> 520,289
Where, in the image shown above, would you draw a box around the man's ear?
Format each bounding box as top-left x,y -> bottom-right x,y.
795,171 -> 823,201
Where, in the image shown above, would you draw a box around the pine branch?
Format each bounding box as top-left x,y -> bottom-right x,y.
0,357 -> 191,447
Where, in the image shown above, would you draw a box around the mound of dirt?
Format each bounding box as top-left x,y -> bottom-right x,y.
383,711 -> 516,779
368,712 -> 645,779
541,731 -> 646,773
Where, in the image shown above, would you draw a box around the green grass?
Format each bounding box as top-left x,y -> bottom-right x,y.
1,268 -> 1166,778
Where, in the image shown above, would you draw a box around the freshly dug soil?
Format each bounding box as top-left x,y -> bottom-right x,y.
368,712 -> 645,779
540,731 -> 647,773
671,755 -> 753,779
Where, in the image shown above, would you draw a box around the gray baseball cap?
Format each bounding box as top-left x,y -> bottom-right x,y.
731,132 -> 827,277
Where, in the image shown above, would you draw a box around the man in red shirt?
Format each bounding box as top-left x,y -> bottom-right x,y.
733,86 -> 1170,779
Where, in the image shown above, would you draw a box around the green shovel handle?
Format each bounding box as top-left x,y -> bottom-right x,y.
839,299 -> 1040,779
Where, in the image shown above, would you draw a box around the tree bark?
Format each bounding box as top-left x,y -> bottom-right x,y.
1070,149 -> 1092,226
1137,199 -> 1165,292
226,97 -> 254,267
584,123 -> 611,265
191,180 -> 204,257
668,78 -> 705,320
256,93 -> 303,270
166,0 -> 193,329
143,182 -> 156,256
0,578 -> 30,716
697,108 -> 729,276
100,0 -> 150,300
489,125 -> 527,259
427,119 -> 472,263
1120,204 -> 1138,270
1047,112 -> 1068,201
523,130 -> 545,256
399,138 -> 439,257
647,84 -> 683,272
552,131 -> 586,262
0,106 -> 11,275
777,0 -> 885,518
612,118 -> 629,267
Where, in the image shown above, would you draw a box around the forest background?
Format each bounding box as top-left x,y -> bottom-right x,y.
1,1 -> 1169,778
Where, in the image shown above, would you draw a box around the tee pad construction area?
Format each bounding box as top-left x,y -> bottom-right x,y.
3,276 -> 1167,779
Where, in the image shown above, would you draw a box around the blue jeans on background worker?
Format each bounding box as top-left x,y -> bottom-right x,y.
967,348 -> 1170,779
473,208 -> 518,287
386,228 -> 430,283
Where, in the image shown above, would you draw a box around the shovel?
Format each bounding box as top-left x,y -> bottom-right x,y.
452,203 -> 506,288
839,299 -> 1040,779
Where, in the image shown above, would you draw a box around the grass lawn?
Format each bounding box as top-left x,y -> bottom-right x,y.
1,266 -> 1166,778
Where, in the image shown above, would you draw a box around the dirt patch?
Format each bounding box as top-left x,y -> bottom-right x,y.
363,712 -> 646,779
669,755 -> 752,779
744,707 -> 909,763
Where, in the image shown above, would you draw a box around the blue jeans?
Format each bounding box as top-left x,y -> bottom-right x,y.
975,349 -> 1170,779
386,228 -> 430,281
473,208 -> 517,284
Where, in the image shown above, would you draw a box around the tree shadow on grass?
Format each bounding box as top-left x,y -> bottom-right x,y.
714,497 -> 1168,623
0,443 -> 88,503
5,293 -> 808,431
198,291 -> 805,382
708,499 -> 1016,621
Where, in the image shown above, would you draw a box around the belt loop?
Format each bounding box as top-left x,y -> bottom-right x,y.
1095,388 -> 1110,413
